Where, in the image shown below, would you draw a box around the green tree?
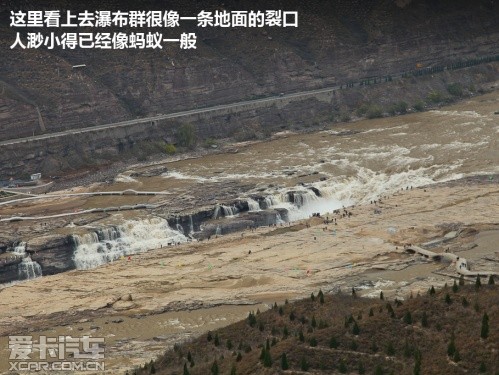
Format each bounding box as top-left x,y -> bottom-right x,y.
414,349 -> 422,375
380,291 -> 384,300
300,357 -> 309,371
353,321 -> 360,335
320,293 -> 325,304
481,312 -> 489,339
404,311 -> 412,324
299,330 -> 305,342
226,339 -> 233,350
358,362 -> 365,374
230,363 -> 237,375
386,342 -> 395,356
211,360 -> 219,375
476,275 -> 482,289
488,275 -> 495,285
283,325 -> 289,338
311,292 -> 315,301
214,333 -> 220,346
369,307 -> 374,317
311,315 -> 317,328
453,349 -> 461,362
421,311 -> 429,327
263,348 -> 272,367
445,293 -> 452,305
281,353 -> 289,370
479,362 -> 486,373
330,336 -> 339,348
375,364 -> 384,375
183,363 -> 190,375
429,285 -> 436,295
447,335 -> 456,357
339,359 -> 347,373
177,124 -> 196,148
452,280 -> 458,292
309,337 -> 318,347
459,275 -> 465,286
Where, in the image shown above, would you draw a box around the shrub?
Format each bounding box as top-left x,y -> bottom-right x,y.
281,353 -> 289,370
481,312 -> 489,339
413,101 -> 424,111
164,143 -> 176,155
177,124 -> 196,148
366,104 -> 383,119
447,83 -> 463,97
403,311 -> 412,324
426,90 -> 443,103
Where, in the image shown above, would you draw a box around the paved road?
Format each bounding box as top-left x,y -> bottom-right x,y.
0,85 -> 344,147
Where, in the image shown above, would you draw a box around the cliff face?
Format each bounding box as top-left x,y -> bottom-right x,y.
0,0 -> 498,141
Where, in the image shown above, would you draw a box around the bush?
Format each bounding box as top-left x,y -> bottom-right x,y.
366,104 -> 383,119
426,90 -> 443,103
164,143 -> 176,155
177,124 -> 196,148
447,83 -> 463,97
413,100 -> 425,112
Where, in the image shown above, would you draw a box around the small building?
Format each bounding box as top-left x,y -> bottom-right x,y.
30,173 -> 41,181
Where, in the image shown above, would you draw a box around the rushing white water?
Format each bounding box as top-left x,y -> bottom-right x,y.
72,217 -> 187,270
11,242 -> 43,280
221,205 -> 239,217
13,242 -> 27,256
246,198 -> 261,211
18,257 -> 42,280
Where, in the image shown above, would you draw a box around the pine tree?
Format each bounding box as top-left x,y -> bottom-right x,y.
339,359 -> 347,373
375,364 -> 384,375
299,330 -> 305,342
309,337 -> 317,347
352,287 -> 357,297
230,363 -> 236,375
481,312 -> 489,339
320,293 -> 325,304
475,275 -> 482,289
462,297 -> 469,307
445,293 -> 452,305
453,349 -> 461,362
404,311 -> 412,324
183,363 -> 190,375
488,275 -> 495,285
207,331 -> 213,341
429,285 -> 436,295
263,349 -> 272,367
380,291 -> 384,300
236,352 -> 242,362
447,335 -> 456,357
311,292 -> 315,301
352,321 -> 360,335
404,339 -> 412,357
413,349 -> 422,375
210,360 -> 219,375
452,280 -> 458,292
278,306 -> 283,316
281,353 -> 289,370
300,357 -> 309,371
358,362 -> 365,374
330,336 -> 339,349
311,315 -> 317,328
187,351 -> 192,363
418,311 -> 427,328
214,333 -> 220,346
369,307 -> 374,317
226,339 -> 233,350
479,362 -> 486,373
283,325 -> 289,338
386,341 -> 395,355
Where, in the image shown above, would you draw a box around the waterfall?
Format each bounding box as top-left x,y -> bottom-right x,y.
189,215 -> 194,235
11,242 -> 43,280
213,205 -> 221,219
72,217 -> 187,270
246,198 -> 261,211
275,212 -> 285,225
221,205 -> 239,217
18,257 -> 42,280
13,242 -> 27,256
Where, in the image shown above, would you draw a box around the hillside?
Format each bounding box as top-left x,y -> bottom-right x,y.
132,283 -> 498,375
1,0 -> 498,141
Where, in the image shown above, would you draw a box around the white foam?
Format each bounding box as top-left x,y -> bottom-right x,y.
72,217 -> 187,270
